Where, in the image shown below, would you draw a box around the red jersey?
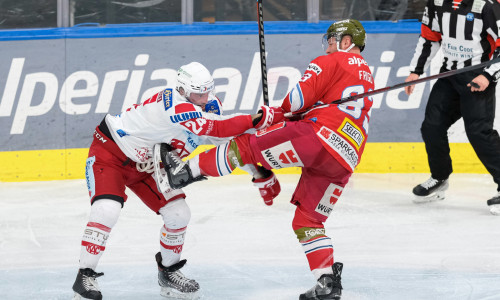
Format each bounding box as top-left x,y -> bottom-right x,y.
281,51 -> 374,172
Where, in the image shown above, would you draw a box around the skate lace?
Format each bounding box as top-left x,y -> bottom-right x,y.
168,270 -> 194,288
421,177 -> 439,189
83,271 -> 104,291
169,152 -> 186,175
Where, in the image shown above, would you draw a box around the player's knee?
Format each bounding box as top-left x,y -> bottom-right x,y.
159,198 -> 191,229
89,198 -> 122,228
292,207 -> 325,242
293,226 -> 327,242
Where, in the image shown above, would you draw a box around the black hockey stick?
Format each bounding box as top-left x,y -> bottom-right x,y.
256,0 -> 269,105
284,56 -> 500,118
330,56 -> 500,105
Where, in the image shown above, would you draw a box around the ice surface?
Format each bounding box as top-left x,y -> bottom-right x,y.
1,173 -> 499,299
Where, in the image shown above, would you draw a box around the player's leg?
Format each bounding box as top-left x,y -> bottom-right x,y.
73,143 -> 128,300
457,74 -> 500,215
414,78 -> 461,203
130,175 -> 199,299
291,152 -> 351,300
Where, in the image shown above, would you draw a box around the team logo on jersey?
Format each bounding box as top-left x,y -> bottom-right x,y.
338,118 -> 365,150
306,63 -> 322,75
315,183 -> 344,217
466,13 -> 474,21
162,88 -> 173,110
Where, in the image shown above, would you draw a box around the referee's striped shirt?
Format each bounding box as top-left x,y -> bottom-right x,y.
409,0 -> 500,81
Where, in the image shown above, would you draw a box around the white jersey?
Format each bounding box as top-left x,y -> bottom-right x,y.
105,88 -> 253,162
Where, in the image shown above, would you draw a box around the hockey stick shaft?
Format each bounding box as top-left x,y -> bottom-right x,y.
332,56 -> 500,105
284,56 -> 500,118
257,0 -> 269,105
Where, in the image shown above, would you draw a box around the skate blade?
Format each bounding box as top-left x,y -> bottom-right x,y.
413,191 -> 445,204
489,204 -> 500,216
160,287 -> 200,299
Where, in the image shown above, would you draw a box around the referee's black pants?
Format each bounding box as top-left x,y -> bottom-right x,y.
420,70 -> 500,191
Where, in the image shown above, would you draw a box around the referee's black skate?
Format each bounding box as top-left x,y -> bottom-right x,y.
156,252 -> 200,299
487,192 -> 500,215
300,262 -> 343,300
72,268 -> 104,300
412,177 -> 449,203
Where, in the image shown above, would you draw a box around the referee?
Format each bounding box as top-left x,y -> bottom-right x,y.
404,0 -> 500,215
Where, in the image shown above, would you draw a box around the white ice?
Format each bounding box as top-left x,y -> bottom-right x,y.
1,173 -> 500,300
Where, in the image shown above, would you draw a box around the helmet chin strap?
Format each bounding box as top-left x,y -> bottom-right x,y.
337,41 -> 356,53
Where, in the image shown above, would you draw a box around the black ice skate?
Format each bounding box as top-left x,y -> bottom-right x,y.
487,192 -> 500,215
155,252 -> 200,299
156,143 -> 206,189
300,262 -> 343,300
72,268 -> 104,300
412,177 -> 449,203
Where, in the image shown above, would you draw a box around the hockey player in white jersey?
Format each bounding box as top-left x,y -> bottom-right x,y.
72,62 -> 280,300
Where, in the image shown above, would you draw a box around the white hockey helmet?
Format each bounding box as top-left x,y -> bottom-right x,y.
176,62 -> 215,100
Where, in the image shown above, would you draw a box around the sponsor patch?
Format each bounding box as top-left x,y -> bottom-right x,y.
170,111 -> 203,123
317,126 -> 358,171
261,140 -> 303,169
163,88 -> 173,110
256,121 -> 285,137
205,99 -> 221,115
306,63 -> 322,75
472,0 -> 485,13
315,183 -> 343,217
338,118 -> 365,150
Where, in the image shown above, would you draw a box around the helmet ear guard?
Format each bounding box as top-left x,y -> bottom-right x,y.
324,19 -> 366,52
176,62 -> 215,100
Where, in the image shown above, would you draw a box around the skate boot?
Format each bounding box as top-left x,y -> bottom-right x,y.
72,268 -> 104,300
155,252 -> 200,299
487,192 -> 500,216
155,143 -> 206,189
412,177 -> 449,203
299,262 -> 343,300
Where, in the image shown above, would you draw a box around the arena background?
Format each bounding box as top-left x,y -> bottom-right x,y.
0,21 -> 494,181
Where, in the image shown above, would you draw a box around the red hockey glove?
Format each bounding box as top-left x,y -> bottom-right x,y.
252,170 -> 281,206
253,106 -> 286,130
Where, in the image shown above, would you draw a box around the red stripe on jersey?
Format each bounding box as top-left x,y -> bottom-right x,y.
87,222 -> 111,232
162,225 -> 187,233
421,24 -> 441,42
175,103 -> 196,114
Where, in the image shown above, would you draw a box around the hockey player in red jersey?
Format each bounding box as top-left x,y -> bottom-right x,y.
158,19 -> 374,300
72,62 -> 276,300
